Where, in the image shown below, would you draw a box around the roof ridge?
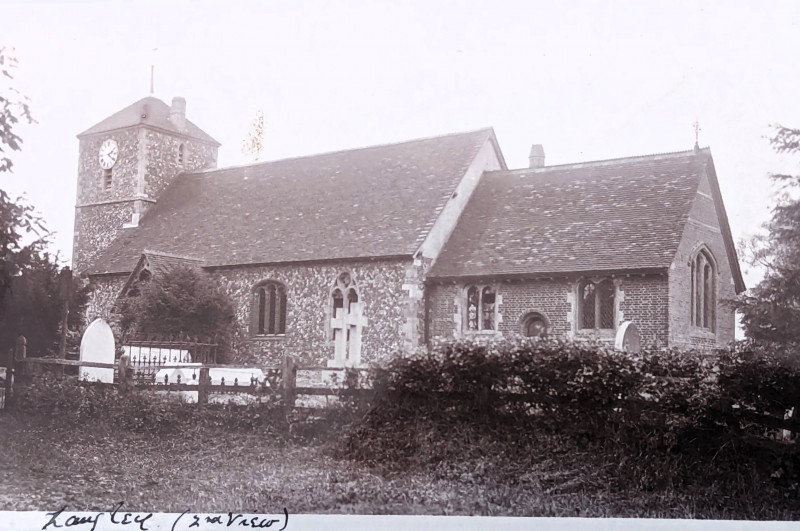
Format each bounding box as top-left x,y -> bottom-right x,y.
143,249 -> 205,262
187,127 -> 495,175
500,147 -> 710,175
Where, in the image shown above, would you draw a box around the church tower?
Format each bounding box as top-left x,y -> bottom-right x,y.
72,96 -> 219,273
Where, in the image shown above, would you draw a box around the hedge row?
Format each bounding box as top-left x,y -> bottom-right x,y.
344,339 -> 800,486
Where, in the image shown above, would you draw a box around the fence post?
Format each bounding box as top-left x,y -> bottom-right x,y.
198,366 -> 210,406
118,353 -> 131,393
3,347 -> 14,408
14,336 -> 27,380
282,355 -> 297,410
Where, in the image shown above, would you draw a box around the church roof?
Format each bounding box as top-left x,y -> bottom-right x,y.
87,128 -> 497,275
429,148 -> 727,279
78,96 -> 220,145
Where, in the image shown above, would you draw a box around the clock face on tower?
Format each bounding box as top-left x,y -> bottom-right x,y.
98,138 -> 119,170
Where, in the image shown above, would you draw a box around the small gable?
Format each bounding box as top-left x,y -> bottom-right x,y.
119,250 -> 205,298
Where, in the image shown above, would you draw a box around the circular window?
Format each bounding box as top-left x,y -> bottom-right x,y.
523,313 -> 548,338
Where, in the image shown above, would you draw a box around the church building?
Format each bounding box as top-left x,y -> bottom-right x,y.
73,96 -> 745,367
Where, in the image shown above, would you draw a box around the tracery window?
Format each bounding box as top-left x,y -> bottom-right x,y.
464,285 -> 497,332
690,249 -> 715,331
578,278 -> 615,330
252,281 -> 287,336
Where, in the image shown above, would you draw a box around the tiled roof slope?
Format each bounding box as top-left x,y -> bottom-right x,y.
88,128 -> 494,275
430,149 -> 709,278
143,250 -> 205,275
78,96 -> 220,145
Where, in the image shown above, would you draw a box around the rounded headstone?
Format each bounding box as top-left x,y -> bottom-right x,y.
79,318 -> 116,382
614,321 -> 641,354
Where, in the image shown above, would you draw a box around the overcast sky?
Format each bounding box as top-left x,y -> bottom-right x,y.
4,0 -> 800,292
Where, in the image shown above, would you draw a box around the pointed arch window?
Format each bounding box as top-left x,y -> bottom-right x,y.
690,249 -> 716,331
578,278 -> 615,330
252,281 -> 287,336
178,143 -> 186,167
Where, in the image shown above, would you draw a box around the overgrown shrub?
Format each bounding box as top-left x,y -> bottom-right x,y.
345,338 -> 800,493
115,266 -> 240,363
14,375 -> 292,434
13,373 -> 364,442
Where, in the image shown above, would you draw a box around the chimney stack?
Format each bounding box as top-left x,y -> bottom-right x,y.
529,144 -> 545,168
169,96 -> 187,131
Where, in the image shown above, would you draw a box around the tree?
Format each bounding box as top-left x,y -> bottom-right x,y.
241,109 -> 264,163
0,253 -> 88,357
116,266 -> 240,362
735,125 -> 800,342
0,45 -> 42,310
0,253 -> 89,357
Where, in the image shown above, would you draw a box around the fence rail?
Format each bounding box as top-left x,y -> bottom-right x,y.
3,334 -> 800,438
1,336 -> 370,410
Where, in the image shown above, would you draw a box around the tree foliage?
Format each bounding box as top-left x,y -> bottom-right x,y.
241,109 -> 264,163
0,254 -> 89,357
0,45 -> 43,310
735,125 -> 800,342
1,46 -> 35,173
116,266 -> 239,360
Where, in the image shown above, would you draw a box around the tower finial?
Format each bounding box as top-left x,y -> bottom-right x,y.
693,120 -> 701,151
149,47 -> 158,95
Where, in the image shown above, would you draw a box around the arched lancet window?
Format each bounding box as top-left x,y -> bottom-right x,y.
252,281 -> 287,336
522,312 -> 548,338
178,144 -> 186,167
690,248 -> 716,331
463,285 -> 497,332
578,278 -> 615,330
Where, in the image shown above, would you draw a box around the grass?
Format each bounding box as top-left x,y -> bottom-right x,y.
0,413 -> 797,519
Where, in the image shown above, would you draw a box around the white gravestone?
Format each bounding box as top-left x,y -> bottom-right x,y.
329,301 -> 368,368
614,321 -> 642,354
79,318 -> 116,382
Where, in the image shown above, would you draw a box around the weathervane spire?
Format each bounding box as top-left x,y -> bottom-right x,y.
149,47 -> 158,95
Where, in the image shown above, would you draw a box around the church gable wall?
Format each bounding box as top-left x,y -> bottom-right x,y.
417,139 -> 503,261
668,171 -> 737,348
212,259 -> 414,367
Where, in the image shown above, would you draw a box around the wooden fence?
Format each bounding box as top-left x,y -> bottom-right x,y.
1,336 -> 370,410
3,335 -> 800,441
